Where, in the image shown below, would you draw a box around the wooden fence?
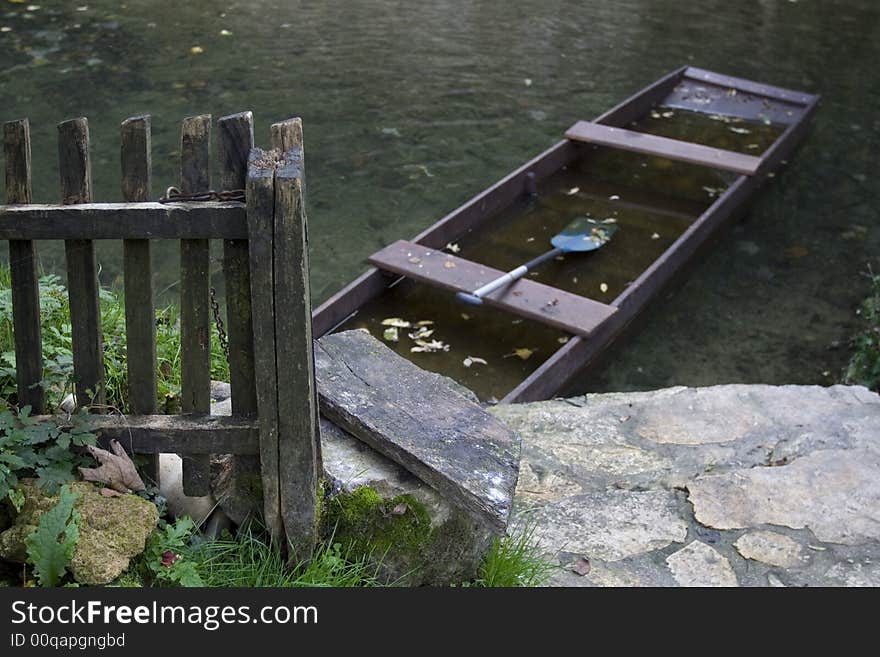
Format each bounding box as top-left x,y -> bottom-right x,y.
0,112 -> 320,556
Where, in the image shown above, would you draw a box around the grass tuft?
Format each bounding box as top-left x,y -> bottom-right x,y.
844,269 -> 880,393
473,522 -> 556,587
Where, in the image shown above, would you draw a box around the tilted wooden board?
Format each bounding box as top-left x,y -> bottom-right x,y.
314,330 -> 520,531
369,240 -> 616,337
565,120 -> 762,176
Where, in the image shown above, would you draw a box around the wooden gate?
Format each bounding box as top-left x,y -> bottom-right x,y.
1,112 -> 320,557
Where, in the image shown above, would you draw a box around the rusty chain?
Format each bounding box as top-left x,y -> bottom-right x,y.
158,186 -> 245,203
209,286 -> 229,362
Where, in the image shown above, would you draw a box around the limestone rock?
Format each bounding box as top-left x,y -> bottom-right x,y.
321,420 -> 494,586
526,489 -> 688,562
0,481 -> 158,585
666,541 -> 739,587
687,449 -> 880,544
734,531 -> 805,568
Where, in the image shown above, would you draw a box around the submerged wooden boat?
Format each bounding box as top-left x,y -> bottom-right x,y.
313,66 -> 819,403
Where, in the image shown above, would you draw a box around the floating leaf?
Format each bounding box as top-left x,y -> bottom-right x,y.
524,78 -> 532,87
512,348 -> 533,360
408,326 -> 434,340
728,126 -> 751,135
566,187 -> 580,196
600,283 -> 608,293
661,111 -> 674,118
460,313 -> 470,320
415,320 -> 434,326
383,327 -> 399,342
381,317 -> 411,328
190,46 -> 204,55
609,194 -> 620,200
558,336 -> 569,344
219,29 -> 233,36
651,232 -> 660,240
445,242 -> 461,253
463,356 -> 488,368
746,143 -> 760,150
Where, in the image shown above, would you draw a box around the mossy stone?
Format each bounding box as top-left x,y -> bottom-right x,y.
0,480 -> 158,585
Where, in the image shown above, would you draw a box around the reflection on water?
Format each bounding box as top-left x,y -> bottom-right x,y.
1,0 -> 878,393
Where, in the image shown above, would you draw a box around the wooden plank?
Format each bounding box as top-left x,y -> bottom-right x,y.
0,202 -> 246,240
58,117 -> 104,409
684,67 -> 816,106
217,112 -> 257,418
274,145 -> 320,559
270,118 -> 303,152
179,114 -> 212,495
120,114 -> 158,485
565,120 -> 762,176
4,119 -> 44,413
315,330 -> 520,531
246,147 -> 283,542
368,240 -> 616,336
59,414 -> 256,454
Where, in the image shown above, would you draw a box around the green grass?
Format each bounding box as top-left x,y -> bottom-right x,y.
0,268 -> 229,412
191,528 -> 384,588
844,269 -> 880,393
473,523 -> 557,587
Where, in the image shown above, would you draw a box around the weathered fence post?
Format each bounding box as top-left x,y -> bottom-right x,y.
121,114 -> 159,484
179,114 -> 213,496
245,148 -> 283,542
58,117 -> 104,409
271,124 -> 321,560
217,112 -> 257,416
4,119 -> 44,414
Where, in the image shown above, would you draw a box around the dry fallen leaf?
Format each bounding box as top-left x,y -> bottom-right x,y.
415,320 -> 434,326
383,327 -> 399,342
571,556 -> 591,576
558,336 -> 569,344
463,356 -> 488,368
512,348 -> 533,360
381,317 -> 411,328
190,46 -> 204,55
391,503 -> 408,516
445,242 -> 461,253
78,440 -> 145,493
651,232 -> 660,240
566,187 -> 580,196
728,126 -> 751,135
600,283 -> 608,293
444,260 -> 456,269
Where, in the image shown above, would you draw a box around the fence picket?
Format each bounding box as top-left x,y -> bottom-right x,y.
58,117 -> 104,409
246,148 -> 283,542
273,137 -> 320,560
179,114 -> 212,496
121,114 -> 159,485
4,119 -> 44,414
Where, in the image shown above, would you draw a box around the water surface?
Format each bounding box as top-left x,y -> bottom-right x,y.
1,0 -> 878,393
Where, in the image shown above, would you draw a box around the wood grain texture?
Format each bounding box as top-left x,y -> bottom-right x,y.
58,117 -> 104,409
315,330 -> 520,531
218,112 -> 257,417
369,240 -> 616,336
120,114 -> 158,484
4,119 -> 44,413
246,148 -> 283,542
565,121 -> 762,176
274,147 -> 320,559
0,202 -> 246,239
179,114 -> 212,495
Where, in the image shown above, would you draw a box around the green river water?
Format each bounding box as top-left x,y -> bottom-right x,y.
1,0 -> 878,396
